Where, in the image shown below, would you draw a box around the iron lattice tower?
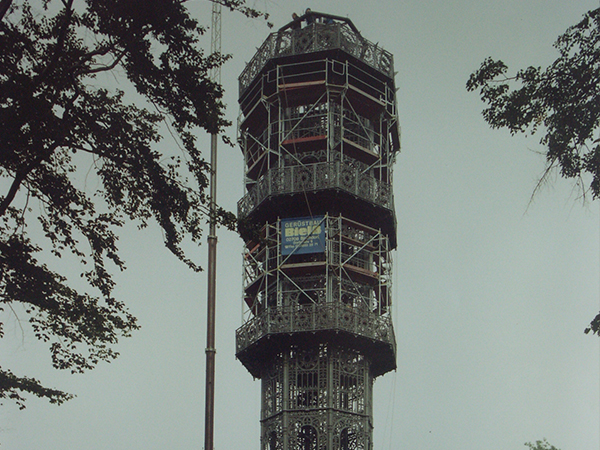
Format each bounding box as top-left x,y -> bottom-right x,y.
236,11 -> 400,450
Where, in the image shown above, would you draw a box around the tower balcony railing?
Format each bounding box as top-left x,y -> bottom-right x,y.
238,160 -> 393,218
235,303 -> 396,356
239,21 -> 394,94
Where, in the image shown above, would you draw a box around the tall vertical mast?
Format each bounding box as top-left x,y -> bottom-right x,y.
204,2 -> 221,450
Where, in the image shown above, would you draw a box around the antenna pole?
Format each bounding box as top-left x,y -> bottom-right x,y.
204,2 -> 221,450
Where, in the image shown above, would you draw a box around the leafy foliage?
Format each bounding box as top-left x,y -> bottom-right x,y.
467,8 -> 600,196
467,8 -> 600,336
0,367 -> 73,410
0,0 -> 263,407
525,439 -> 561,450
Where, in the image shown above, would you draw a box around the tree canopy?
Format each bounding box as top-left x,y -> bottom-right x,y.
525,439 -> 561,450
0,0 -> 265,408
467,7 -> 600,336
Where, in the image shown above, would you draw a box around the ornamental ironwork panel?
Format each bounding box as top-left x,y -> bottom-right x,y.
260,346 -> 373,450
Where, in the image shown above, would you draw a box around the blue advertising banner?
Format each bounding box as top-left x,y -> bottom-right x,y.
281,216 -> 326,255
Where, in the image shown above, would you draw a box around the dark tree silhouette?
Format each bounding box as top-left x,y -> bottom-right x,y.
0,0 -> 267,408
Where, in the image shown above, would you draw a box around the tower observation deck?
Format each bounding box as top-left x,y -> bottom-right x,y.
236,11 -> 400,450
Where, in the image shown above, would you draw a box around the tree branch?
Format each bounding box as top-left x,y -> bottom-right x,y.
35,0 -> 75,86
0,0 -> 13,22
82,49 -> 126,75
0,144 -> 59,217
0,170 -> 30,218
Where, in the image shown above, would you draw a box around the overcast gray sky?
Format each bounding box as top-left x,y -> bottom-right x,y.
2,1 -> 600,449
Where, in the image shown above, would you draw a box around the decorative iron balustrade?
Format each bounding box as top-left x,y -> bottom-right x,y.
238,161 -> 393,218
239,22 -> 394,94
235,303 -> 395,356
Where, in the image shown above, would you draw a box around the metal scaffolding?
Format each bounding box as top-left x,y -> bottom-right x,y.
236,11 -> 399,450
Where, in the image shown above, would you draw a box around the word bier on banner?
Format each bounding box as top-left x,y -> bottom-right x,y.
281,216 -> 326,255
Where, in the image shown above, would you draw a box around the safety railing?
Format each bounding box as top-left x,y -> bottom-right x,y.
235,303 -> 395,355
239,22 -> 394,94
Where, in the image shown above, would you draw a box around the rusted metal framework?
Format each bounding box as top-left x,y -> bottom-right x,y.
236,11 -> 399,450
